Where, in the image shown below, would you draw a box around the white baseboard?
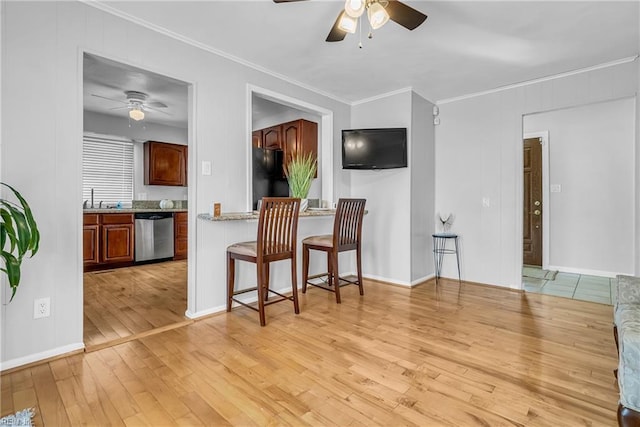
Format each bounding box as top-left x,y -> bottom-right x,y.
547,265 -> 624,279
363,273 -> 412,287
185,305 -> 226,319
0,342 -> 85,372
411,274 -> 435,286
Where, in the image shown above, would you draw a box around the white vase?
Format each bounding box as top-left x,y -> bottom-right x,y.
299,198 -> 308,212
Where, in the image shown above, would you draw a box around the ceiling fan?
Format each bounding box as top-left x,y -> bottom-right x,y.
91,90 -> 169,121
273,0 -> 427,43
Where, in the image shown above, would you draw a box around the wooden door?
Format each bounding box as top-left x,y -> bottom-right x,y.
282,119 -> 318,178
282,121 -> 300,172
523,137 -> 542,266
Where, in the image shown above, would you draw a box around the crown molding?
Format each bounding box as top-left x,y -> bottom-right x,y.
80,0 -> 352,106
351,87 -> 414,106
436,55 -> 639,105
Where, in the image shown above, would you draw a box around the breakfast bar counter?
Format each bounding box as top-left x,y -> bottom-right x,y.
197,209 -> 335,222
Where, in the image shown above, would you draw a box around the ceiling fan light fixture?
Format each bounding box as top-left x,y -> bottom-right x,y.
338,12 -> 358,34
344,0 -> 365,18
129,107 -> 145,121
367,1 -> 389,30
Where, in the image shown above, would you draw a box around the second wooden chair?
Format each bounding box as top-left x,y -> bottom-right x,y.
302,198 -> 366,303
227,197 -> 301,326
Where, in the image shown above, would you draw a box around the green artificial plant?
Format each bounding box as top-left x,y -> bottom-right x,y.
1,182 -> 40,302
285,152 -> 317,199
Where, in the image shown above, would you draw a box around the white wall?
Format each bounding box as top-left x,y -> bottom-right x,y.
410,92 -> 436,282
524,98 -> 636,275
350,91 -> 413,284
84,111 -> 189,201
0,1 -> 351,369
435,60 -> 638,288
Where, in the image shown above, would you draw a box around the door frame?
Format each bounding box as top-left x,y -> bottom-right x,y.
79,48 -> 198,322
246,84 -> 334,210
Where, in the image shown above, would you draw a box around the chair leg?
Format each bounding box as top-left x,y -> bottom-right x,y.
264,262 -> 270,301
327,252 -> 333,287
332,251 -> 341,304
302,244 -> 309,294
356,245 -> 364,296
257,262 -> 266,326
291,256 -> 300,314
226,252 -> 235,312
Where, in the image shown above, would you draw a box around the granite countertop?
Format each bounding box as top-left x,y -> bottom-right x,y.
83,208 -> 188,214
198,209 -> 336,222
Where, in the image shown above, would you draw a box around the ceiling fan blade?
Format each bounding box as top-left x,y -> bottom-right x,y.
326,11 -> 347,42
108,106 -> 129,111
145,105 -> 172,116
91,94 -> 127,104
386,0 -> 428,31
147,101 -> 168,108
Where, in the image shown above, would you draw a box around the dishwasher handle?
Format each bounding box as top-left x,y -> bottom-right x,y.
135,212 -> 174,220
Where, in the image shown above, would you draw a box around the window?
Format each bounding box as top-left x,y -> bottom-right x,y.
82,134 -> 134,206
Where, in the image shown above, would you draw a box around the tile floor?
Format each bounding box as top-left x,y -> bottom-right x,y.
523,266 -> 613,305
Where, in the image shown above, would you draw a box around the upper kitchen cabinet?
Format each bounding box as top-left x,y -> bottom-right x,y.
252,119 -> 318,177
262,125 -> 283,150
282,119 -> 318,177
144,141 -> 187,186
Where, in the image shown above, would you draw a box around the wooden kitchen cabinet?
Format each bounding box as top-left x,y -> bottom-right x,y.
83,214 -> 100,266
173,212 -> 188,260
282,119 -> 318,178
252,119 -> 318,177
262,125 -> 283,150
84,213 -> 134,271
144,141 -> 187,186
252,130 -> 262,148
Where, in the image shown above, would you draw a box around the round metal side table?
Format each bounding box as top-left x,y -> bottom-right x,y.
432,233 -> 461,284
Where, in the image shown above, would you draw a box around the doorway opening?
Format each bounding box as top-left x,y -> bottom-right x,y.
82,52 -> 193,350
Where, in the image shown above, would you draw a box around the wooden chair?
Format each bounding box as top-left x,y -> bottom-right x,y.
227,197 -> 301,326
302,198 -> 366,303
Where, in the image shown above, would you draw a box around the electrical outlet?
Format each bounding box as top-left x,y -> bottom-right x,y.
33,297 -> 50,319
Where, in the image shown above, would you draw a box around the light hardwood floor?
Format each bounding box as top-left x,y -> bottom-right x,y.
3,278 -> 618,426
83,261 -> 188,350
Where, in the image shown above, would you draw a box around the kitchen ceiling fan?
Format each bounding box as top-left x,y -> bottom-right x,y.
91,90 -> 170,121
273,0 -> 427,42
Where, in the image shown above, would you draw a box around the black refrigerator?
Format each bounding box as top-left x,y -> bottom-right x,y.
252,147 -> 289,210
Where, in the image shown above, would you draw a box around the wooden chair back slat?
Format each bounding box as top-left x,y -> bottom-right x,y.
333,199 -> 366,249
257,197 -> 300,257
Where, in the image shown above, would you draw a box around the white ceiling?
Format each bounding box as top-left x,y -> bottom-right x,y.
96,0 -> 639,105
83,53 -> 189,127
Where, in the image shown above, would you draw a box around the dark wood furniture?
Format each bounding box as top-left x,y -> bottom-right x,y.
83,213 -> 135,271
174,212 -> 188,260
144,141 -> 188,186
226,197 -> 301,326
252,119 -> 318,177
302,198 -> 366,303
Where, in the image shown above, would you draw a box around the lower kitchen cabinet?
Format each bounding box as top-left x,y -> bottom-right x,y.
84,213 -> 134,271
174,212 -> 188,260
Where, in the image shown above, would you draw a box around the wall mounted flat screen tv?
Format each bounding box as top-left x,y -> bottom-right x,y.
342,128 -> 407,170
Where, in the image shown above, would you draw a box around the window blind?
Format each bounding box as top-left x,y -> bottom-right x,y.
82,135 -> 134,205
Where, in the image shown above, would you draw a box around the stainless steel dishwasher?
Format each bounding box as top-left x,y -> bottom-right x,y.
135,212 -> 174,262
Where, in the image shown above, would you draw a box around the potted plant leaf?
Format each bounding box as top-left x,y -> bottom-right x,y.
1,183 -> 40,302
285,152 -> 317,211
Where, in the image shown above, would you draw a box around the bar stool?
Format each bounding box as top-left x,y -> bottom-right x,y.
226,197 -> 301,326
302,198 -> 366,303
432,233 -> 461,284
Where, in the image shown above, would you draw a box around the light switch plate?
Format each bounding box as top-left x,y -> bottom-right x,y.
202,161 -> 212,176
482,197 -> 490,207
550,184 -> 562,193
